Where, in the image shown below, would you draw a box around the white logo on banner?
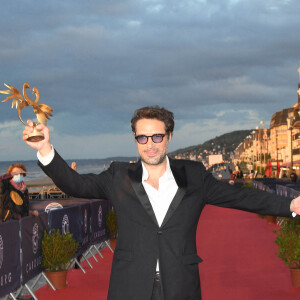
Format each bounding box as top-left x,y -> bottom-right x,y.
32,223 -> 39,255
0,235 -> 3,269
84,209 -> 88,234
62,214 -> 70,234
98,206 -> 102,228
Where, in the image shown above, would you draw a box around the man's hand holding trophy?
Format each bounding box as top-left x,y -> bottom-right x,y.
0,82 -> 53,154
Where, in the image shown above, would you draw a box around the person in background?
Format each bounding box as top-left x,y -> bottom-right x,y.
0,163 -> 38,221
230,170 -> 237,180
236,169 -> 243,179
71,161 -> 77,171
290,170 -> 298,183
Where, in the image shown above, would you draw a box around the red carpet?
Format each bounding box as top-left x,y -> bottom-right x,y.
35,205 -> 300,299
198,205 -> 300,300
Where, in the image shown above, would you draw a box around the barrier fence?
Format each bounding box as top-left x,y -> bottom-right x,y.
0,198 -> 110,299
252,178 -> 300,198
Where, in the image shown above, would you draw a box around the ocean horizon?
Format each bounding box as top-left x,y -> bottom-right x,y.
0,156 -> 138,182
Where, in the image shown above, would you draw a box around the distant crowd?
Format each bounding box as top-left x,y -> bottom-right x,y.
228,167 -> 243,180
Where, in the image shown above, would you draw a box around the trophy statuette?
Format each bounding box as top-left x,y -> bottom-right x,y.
0,83 -> 53,142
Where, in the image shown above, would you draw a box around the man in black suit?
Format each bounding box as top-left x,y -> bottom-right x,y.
23,106 -> 300,300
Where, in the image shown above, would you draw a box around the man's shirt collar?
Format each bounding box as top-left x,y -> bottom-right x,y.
142,156 -> 172,182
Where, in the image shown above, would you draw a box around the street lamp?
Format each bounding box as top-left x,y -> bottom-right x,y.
256,126 -> 262,164
287,110 -> 296,172
256,126 -> 263,175
251,130 -> 256,164
260,121 -> 266,164
275,128 -> 279,178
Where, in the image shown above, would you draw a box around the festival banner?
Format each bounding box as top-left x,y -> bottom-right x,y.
79,202 -> 91,253
0,220 -> 21,297
20,213 -> 48,284
90,199 -> 109,244
48,205 -> 81,243
276,184 -> 288,197
287,186 -> 300,199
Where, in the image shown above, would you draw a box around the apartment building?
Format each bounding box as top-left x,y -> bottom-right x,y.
235,79 -> 300,176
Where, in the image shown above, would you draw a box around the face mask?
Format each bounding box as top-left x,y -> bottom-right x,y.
13,174 -> 24,183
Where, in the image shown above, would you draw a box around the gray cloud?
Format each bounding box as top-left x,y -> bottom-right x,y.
0,0 -> 299,160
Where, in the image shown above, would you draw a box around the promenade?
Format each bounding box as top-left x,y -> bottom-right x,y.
34,204 -> 300,300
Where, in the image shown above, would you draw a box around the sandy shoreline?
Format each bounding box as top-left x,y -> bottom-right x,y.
25,177 -> 54,188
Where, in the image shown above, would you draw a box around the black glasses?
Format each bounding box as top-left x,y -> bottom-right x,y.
135,134 -> 166,144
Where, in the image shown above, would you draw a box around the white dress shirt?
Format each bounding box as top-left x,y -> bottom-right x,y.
37,145 -> 55,165
141,157 -> 178,227
141,157 -> 178,271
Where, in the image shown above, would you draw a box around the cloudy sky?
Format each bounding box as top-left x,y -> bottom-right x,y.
0,0 -> 299,161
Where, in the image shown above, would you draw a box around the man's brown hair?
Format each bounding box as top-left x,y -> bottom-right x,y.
131,106 -> 174,134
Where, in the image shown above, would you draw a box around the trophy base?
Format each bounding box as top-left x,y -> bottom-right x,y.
27,133 -> 44,142
26,123 -> 45,142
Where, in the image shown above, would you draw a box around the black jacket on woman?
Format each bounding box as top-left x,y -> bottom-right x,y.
0,176 -> 29,221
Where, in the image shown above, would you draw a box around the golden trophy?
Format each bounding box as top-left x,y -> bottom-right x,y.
0,83 -> 53,142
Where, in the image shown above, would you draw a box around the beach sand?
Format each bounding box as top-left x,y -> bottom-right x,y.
25,177 -> 54,188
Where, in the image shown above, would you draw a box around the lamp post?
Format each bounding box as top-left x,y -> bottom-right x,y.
287,110 -> 296,172
255,127 -> 260,162
246,135 -> 251,164
265,135 -> 270,163
256,126 -> 262,174
260,121 -> 266,165
276,128 -> 279,178
251,130 -> 256,176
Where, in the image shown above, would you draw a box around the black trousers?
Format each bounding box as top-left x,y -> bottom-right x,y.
151,272 -> 162,300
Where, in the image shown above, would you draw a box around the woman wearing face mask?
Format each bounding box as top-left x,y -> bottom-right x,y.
0,163 -> 38,221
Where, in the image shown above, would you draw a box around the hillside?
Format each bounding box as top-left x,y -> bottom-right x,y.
169,130 -> 252,162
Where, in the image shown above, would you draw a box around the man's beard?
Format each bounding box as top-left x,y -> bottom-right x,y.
140,148 -> 167,166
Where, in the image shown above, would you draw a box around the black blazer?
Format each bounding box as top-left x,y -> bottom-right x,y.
0,178 -> 29,221
39,151 -> 293,300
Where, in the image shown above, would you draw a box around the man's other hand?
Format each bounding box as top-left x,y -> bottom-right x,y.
291,196 -> 300,215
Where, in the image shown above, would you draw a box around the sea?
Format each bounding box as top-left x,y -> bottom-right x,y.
1,157 -> 233,183
0,156 -> 138,182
